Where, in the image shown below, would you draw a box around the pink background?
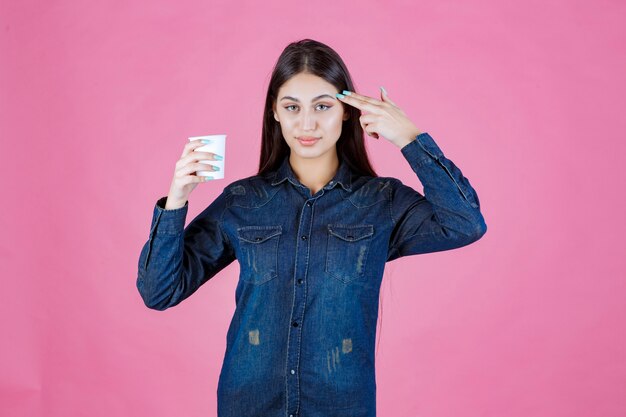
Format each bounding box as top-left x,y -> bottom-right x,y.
1,1 -> 625,416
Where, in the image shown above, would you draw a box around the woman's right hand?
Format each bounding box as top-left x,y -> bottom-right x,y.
164,139 -> 222,210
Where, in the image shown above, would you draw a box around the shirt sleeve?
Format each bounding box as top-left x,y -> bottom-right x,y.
136,188 -> 236,310
387,132 -> 487,262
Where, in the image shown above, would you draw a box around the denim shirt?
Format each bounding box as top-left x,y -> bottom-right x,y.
136,132 -> 487,417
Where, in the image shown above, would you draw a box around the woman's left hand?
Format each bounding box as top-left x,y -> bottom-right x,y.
337,87 -> 422,148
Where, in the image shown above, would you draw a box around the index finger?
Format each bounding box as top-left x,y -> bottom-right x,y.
337,91 -> 381,113
182,138 -> 209,158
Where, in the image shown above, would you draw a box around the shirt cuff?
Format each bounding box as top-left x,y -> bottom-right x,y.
149,196 -> 189,235
400,132 -> 444,167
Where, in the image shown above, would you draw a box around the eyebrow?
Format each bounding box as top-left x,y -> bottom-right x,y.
280,94 -> 336,102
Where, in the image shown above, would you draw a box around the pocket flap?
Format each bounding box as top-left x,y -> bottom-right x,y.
328,224 -> 374,242
237,225 -> 282,243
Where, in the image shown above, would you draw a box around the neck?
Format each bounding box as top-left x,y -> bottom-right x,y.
289,152 -> 339,193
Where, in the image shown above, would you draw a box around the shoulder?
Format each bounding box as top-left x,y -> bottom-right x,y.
348,175 -> 420,207
222,172 -> 280,208
345,175 -> 398,207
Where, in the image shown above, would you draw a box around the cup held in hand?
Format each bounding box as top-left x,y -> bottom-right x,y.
188,134 -> 226,179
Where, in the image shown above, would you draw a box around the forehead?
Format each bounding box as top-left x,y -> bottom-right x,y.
277,73 -> 337,99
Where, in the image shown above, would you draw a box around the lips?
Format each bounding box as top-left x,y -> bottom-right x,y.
297,136 -> 321,146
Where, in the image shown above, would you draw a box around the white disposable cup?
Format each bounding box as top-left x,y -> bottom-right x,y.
188,134 -> 226,179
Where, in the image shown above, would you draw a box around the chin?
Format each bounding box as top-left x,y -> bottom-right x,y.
292,149 -> 320,158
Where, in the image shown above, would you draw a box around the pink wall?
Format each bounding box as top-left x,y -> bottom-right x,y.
1,1 -> 624,416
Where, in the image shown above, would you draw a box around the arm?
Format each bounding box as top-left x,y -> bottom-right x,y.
387,132 -> 487,262
136,188 -> 236,310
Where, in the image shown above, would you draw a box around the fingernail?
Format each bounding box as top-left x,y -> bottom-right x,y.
212,165 -> 220,171
342,90 -> 352,95
203,176 -> 214,180
336,93 -> 345,99
214,155 -> 223,160
201,139 -> 212,144
380,86 -> 387,94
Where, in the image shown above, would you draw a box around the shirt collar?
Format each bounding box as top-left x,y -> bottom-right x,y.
270,154 -> 353,192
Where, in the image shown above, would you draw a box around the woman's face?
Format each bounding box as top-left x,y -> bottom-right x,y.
273,72 -> 349,162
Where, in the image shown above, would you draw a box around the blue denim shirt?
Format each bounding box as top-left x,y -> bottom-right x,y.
136,132 -> 487,417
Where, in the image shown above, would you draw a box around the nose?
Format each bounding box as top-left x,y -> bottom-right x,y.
300,108 -> 317,131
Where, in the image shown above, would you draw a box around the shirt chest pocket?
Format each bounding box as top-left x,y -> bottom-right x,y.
325,224 -> 374,284
236,225 -> 282,285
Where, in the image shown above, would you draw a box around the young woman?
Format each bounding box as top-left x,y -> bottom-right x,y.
137,39 -> 487,417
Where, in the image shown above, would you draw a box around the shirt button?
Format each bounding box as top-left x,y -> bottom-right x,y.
292,321 -> 298,327
306,202 -> 311,206
291,369 -> 295,374
329,180 -> 334,184
301,235 -> 307,240
297,279 -> 303,284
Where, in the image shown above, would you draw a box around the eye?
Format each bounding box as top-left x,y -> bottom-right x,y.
284,104 -> 332,112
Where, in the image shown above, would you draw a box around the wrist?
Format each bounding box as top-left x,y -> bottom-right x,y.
164,197 -> 187,210
396,129 -> 422,149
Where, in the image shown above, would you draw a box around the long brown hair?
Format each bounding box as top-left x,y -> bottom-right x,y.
257,39 -> 378,178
